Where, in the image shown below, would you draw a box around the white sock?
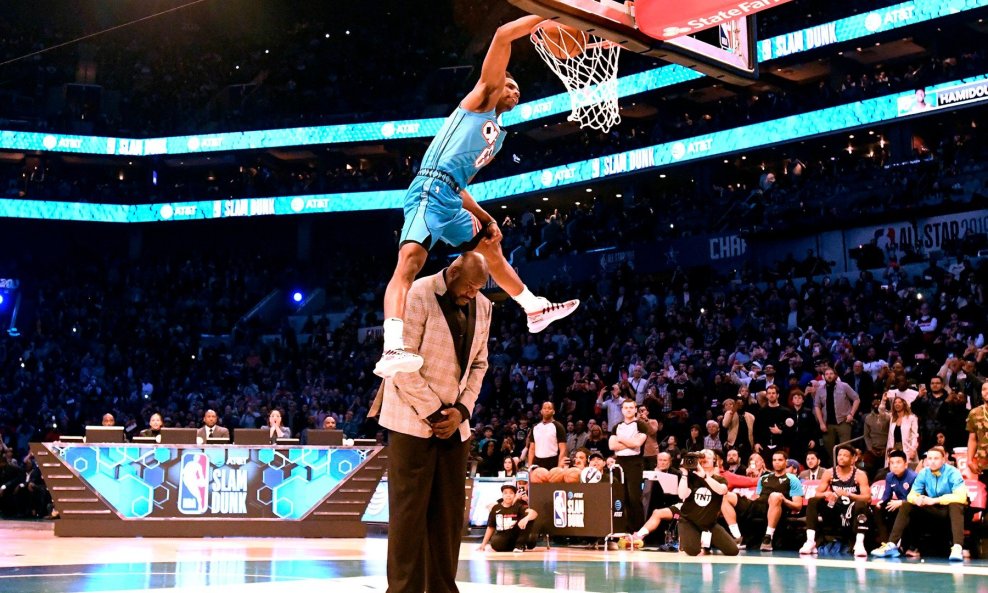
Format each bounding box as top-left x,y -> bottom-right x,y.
635,528 -> 649,539
765,527 -> 775,537
855,533 -> 865,547
700,531 -> 712,548
805,529 -> 816,543
383,318 -> 405,352
728,524 -> 741,538
512,286 -> 543,313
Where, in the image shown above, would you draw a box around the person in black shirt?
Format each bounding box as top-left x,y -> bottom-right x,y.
753,385 -> 794,455
478,484 -> 538,552
677,449 -> 738,556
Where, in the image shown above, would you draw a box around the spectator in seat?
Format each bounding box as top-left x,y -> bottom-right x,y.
871,446 -> 968,561
798,451 -> 824,481
266,409 -> 291,442
726,450 -> 804,552
800,444 -> 872,557
138,413 -> 164,438
101,413 -> 115,427
873,449 -> 918,554
197,409 -> 230,442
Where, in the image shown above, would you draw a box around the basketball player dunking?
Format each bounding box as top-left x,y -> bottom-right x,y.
375,14 -> 580,377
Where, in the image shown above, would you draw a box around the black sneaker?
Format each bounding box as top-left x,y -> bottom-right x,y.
759,535 -> 773,552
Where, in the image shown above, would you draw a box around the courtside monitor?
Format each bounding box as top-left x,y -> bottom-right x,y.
235,428 -> 274,445
84,426 -> 125,444
509,0 -> 773,83
159,428 -> 198,445
306,429 -> 345,447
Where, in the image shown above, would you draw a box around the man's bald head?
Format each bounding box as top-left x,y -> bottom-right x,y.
447,252 -> 489,305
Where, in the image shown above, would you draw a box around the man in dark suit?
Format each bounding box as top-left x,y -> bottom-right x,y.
369,252 -> 491,593
843,360 -> 876,413
196,409 -> 230,442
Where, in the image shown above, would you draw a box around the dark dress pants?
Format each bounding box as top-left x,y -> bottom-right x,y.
387,431 -> 470,593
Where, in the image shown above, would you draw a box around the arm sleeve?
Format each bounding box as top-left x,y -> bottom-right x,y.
789,475 -> 805,498
940,470 -> 969,505
391,285 -> 446,420
907,472 -> 928,503
555,421 -> 566,443
881,475 -> 894,504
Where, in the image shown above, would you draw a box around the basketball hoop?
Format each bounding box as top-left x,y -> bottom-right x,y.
531,26 -> 621,132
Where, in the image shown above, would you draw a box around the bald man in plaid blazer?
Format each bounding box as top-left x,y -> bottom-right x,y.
370,252 -> 491,593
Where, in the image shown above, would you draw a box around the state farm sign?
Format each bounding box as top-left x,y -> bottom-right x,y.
637,0 -> 791,40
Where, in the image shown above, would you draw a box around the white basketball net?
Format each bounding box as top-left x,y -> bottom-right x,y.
531,28 -> 621,132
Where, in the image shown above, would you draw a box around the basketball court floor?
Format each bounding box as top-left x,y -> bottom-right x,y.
3,521 -> 987,593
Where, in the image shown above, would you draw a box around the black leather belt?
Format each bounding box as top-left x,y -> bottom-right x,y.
416,168 -> 462,194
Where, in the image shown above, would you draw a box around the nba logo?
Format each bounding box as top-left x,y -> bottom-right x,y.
178,452 -> 209,515
553,490 -> 567,528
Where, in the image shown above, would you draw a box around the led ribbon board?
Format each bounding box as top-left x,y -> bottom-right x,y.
0,0 -> 983,156
56,444 -> 371,519
3,74 -> 988,222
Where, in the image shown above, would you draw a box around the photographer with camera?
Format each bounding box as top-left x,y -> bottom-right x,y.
629,450 -> 738,556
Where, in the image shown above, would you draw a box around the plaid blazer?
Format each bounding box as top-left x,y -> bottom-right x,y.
370,270 -> 491,441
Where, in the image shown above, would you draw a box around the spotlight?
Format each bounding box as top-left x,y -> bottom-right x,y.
293,291 -> 304,303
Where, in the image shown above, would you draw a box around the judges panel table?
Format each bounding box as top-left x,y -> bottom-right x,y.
30,442 -> 387,537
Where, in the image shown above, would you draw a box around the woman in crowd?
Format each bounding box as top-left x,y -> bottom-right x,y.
138,413 -> 164,439
267,409 -> 291,442
885,394 -> 919,463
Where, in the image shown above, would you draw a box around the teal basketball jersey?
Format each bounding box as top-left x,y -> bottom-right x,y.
420,106 -> 505,190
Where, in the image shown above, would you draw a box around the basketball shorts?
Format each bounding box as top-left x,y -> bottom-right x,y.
399,176 -> 482,251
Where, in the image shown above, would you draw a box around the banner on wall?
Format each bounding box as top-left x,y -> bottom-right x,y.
844,209 -> 988,261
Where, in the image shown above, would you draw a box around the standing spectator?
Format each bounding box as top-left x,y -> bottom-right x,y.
638,404 -> 659,471
862,395 -> 891,475
845,361 -> 877,413
596,382 -> 628,431
753,385 -> 793,455
885,396 -> 919,464
722,396 -> 755,463
965,382 -> 988,484
788,390 -> 821,467
811,368 -> 860,462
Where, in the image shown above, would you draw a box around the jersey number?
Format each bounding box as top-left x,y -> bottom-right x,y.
474,120 -> 500,168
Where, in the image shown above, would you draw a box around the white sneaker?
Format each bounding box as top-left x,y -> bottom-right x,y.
799,541 -> 817,555
526,298 -> 580,333
853,543 -> 868,558
373,349 -> 423,378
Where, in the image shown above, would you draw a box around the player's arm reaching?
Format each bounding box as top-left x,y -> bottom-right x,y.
462,15 -> 544,113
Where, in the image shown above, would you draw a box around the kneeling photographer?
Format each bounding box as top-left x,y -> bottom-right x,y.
677,449 -> 739,556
